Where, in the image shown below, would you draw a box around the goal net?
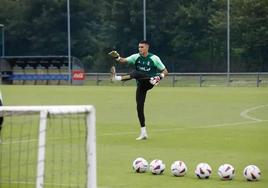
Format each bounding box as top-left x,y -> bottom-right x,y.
0,105 -> 96,188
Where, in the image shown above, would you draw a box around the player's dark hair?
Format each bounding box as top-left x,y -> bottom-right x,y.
139,40 -> 150,46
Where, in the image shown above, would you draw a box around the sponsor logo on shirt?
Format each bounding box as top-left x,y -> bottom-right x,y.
137,66 -> 151,72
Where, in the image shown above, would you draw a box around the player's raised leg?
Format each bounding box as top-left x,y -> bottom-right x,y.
110,66 -> 120,82
110,66 -> 132,82
111,67 -> 151,82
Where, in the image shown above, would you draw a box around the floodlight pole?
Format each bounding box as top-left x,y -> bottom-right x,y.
143,0 -> 146,40
227,0 -> 230,85
0,24 -> 5,57
67,0 -> 72,84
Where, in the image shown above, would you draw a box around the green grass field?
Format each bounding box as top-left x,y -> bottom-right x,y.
1,85 -> 268,188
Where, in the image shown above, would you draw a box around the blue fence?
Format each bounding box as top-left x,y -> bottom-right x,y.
10,74 -> 69,81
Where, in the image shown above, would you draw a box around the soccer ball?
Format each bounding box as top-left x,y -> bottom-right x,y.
218,164 -> 235,180
132,157 -> 148,173
149,159 -> 165,175
171,160 -> 187,177
243,165 -> 261,181
195,163 -> 212,179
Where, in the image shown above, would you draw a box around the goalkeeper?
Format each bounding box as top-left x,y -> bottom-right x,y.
109,40 -> 168,140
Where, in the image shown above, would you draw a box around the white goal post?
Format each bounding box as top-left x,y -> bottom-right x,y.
0,105 -> 96,188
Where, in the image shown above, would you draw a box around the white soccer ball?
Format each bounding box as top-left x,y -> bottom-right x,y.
171,160 -> 187,177
218,164 -> 235,180
243,165 -> 261,181
132,157 -> 148,173
149,159 -> 165,175
195,163 -> 212,179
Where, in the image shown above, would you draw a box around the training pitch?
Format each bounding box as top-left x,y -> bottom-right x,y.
1,85 -> 268,188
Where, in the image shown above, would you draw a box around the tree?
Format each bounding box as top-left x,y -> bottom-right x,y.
1,0 -> 267,72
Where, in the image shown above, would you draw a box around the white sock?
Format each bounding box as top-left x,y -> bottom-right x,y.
114,75 -> 122,81
141,127 -> 147,135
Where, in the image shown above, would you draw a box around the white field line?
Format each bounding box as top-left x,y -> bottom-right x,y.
101,120 -> 262,136
240,104 -> 268,122
2,105 -> 268,140
102,104 -> 268,136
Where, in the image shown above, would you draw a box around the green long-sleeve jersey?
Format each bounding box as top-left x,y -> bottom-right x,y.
126,53 -> 165,77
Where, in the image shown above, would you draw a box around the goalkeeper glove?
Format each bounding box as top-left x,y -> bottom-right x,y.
149,73 -> 165,86
150,76 -> 161,85
108,50 -> 121,61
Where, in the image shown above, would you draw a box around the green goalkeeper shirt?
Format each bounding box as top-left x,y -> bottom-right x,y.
126,53 -> 165,77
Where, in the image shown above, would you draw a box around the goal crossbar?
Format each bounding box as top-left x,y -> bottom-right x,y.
0,105 -> 94,114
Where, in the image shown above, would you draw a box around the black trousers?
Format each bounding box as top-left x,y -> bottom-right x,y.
129,71 -> 154,127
